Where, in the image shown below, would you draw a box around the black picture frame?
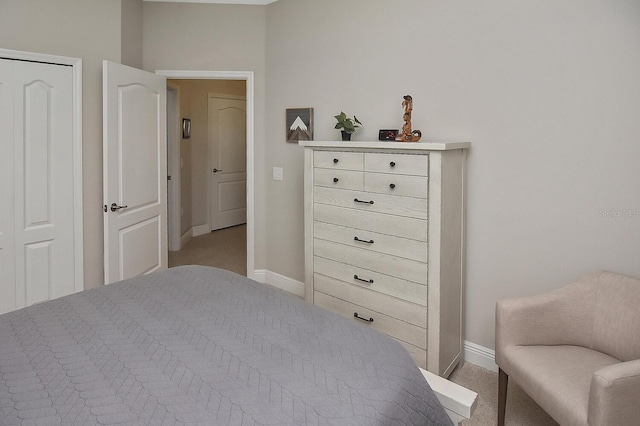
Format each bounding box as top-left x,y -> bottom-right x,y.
182,118 -> 191,139
286,108 -> 314,142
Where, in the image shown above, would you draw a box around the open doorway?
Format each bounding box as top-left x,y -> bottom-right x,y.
160,71 -> 254,278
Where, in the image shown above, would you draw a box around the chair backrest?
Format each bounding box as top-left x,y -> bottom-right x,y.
590,271 -> 640,361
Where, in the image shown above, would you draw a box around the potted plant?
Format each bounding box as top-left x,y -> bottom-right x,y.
334,112 -> 362,141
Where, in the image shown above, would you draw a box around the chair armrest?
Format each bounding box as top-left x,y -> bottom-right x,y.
588,359 -> 640,426
495,284 -> 596,352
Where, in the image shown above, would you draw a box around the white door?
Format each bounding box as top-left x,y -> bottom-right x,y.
0,58 -> 78,314
208,95 -> 247,230
103,61 -> 167,284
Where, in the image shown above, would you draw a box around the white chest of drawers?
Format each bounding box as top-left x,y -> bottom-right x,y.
300,141 -> 470,377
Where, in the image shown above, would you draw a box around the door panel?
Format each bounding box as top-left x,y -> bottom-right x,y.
0,58 -> 77,314
15,61 -> 76,307
219,179 -> 246,211
103,61 -> 167,284
209,96 -> 246,230
219,106 -> 246,172
120,217 -> 161,278
121,85 -> 161,208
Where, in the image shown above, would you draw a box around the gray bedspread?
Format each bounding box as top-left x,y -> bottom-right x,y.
0,266 -> 451,425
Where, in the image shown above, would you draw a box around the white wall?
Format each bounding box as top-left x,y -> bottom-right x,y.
265,0 -> 640,349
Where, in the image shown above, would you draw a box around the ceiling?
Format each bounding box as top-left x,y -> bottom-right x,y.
143,0 -> 278,4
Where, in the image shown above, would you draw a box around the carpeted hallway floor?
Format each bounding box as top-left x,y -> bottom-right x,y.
168,224 -> 247,276
167,225 -> 558,425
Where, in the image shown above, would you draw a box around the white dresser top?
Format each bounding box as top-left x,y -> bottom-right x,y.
299,140 -> 470,151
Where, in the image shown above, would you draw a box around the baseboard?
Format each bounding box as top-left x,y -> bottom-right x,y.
180,228 -> 193,248
464,340 -> 497,372
251,270 -> 498,372
252,269 -> 305,298
177,225 -> 210,251
193,224 -> 210,237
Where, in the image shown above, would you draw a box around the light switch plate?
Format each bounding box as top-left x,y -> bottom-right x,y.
273,167 -> 284,181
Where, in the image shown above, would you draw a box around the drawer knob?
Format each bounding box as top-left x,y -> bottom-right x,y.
333,177 -> 339,183
354,312 -> 374,323
354,198 -> 374,205
354,274 -> 374,284
390,161 -> 396,167
333,158 -> 339,164
354,236 -> 374,244
389,183 -> 396,189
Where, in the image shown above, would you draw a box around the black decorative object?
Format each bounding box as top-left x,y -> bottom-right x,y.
378,129 -> 398,141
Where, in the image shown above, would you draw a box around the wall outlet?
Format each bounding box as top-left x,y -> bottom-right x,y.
273,167 -> 284,181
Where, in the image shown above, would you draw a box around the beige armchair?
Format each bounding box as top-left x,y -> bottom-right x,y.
495,271 -> 640,426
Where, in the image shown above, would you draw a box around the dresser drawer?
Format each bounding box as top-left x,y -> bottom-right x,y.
313,168 -> 363,191
314,151 -> 363,170
314,274 -> 426,326
313,187 -> 427,219
365,153 -> 428,176
314,221 -> 427,263
313,291 -> 426,350
314,257 -> 427,306
364,173 -> 428,198
314,204 -> 427,241
314,238 -> 427,284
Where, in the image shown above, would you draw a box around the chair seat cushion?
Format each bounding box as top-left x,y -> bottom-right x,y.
502,345 -> 620,426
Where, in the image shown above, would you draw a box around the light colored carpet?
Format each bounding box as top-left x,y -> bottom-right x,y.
168,227 -> 558,425
168,224 -> 247,276
449,362 -> 559,426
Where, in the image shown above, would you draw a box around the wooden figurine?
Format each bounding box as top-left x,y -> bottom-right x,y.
395,95 -> 422,142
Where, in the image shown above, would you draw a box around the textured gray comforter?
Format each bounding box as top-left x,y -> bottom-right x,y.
0,266 -> 451,425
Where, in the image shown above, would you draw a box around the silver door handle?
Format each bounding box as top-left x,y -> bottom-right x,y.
212,168 -> 223,173
110,203 -> 128,212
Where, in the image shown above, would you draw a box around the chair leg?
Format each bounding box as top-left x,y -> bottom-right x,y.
498,368 -> 508,426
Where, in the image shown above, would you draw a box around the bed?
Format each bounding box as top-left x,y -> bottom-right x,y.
0,266 -> 452,425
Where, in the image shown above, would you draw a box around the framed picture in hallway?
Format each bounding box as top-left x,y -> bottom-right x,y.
182,118 -> 191,139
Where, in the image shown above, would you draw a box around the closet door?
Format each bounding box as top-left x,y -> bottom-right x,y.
0,58 -> 76,314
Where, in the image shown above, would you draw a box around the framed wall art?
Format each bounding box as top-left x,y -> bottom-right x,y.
182,118 -> 191,139
286,108 -> 313,142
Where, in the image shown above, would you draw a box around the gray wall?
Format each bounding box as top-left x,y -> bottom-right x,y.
0,0 -> 123,289
264,0 -> 640,349
121,0 -> 143,69
3,0 -> 639,352
143,2 -> 268,268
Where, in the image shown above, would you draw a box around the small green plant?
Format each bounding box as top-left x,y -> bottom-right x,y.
334,112 -> 362,134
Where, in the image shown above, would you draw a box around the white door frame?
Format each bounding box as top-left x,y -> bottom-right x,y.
0,48 -> 84,292
166,83 -> 181,251
155,70 -> 255,280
